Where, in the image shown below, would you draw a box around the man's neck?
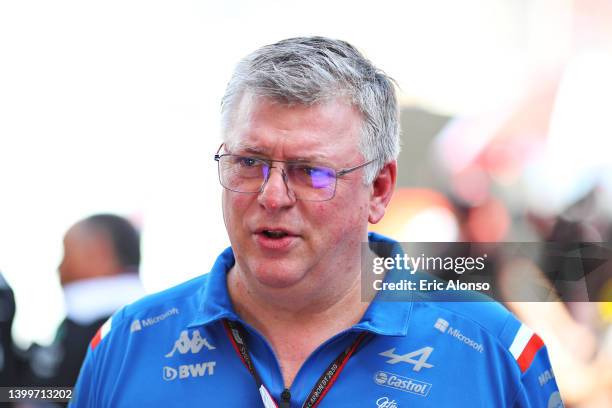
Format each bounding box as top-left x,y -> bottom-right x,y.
227,264 -> 368,336
227,262 -> 371,387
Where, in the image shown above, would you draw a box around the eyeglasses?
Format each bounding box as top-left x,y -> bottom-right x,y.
214,144 -> 374,201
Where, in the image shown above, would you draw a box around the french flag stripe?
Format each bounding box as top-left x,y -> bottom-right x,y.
516,334 -> 545,373
509,324 -> 544,372
90,318 -> 112,351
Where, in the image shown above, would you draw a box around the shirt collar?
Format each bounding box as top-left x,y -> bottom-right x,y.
354,232 -> 413,336
188,232 -> 412,337
187,246 -> 239,328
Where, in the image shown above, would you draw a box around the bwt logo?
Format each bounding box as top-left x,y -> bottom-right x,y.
434,318 -> 449,333
163,361 -> 216,381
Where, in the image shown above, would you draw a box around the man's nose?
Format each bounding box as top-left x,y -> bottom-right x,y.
257,166 -> 296,210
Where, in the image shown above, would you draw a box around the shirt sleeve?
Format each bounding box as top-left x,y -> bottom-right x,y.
69,344 -> 98,408
511,345 -> 564,408
69,315 -> 115,408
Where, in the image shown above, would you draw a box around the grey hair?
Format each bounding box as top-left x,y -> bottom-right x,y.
220,36 -> 400,183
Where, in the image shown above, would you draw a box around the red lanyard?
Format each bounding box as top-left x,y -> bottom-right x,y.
223,319 -> 370,408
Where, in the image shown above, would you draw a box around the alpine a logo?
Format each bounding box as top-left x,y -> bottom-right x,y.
165,329 -> 215,358
379,346 -> 434,372
162,361 -> 216,381
373,371 -> 432,397
434,318 -> 484,353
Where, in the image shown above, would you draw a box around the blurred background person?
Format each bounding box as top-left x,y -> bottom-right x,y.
22,214 -> 144,390
0,271 -> 20,386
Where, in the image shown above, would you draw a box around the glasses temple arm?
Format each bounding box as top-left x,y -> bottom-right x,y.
336,159 -> 376,176
214,143 -> 225,159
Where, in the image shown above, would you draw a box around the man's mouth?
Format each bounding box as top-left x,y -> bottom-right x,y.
261,230 -> 289,239
253,227 -> 299,250
254,227 -> 299,239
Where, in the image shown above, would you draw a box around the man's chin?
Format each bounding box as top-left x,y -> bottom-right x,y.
250,266 -> 307,290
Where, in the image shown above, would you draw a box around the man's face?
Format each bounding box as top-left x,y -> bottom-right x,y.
58,225 -> 92,285
222,96 -> 373,291
58,224 -> 116,285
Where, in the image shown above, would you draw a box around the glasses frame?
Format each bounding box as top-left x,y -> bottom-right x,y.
213,144 -> 375,201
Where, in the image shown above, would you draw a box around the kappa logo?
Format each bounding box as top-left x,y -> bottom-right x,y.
165,329 -> 215,358
376,396 -> 398,408
379,347 -> 434,372
162,361 -> 216,381
373,371 -> 432,397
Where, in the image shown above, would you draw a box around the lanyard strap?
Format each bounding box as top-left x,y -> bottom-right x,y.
223,319 -> 370,408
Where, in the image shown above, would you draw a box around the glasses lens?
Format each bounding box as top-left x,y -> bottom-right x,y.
288,164 -> 336,200
217,155 -> 338,201
219,155 -> 268,193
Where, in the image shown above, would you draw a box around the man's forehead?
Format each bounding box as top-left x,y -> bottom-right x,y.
224,95 -> 363,161
226,140 -> 332,162
65,221 -> 108,246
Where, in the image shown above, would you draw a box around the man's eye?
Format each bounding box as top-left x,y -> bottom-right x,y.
298,166 -> 316,175
237,157 -> 258,167
296,165 -> 332,177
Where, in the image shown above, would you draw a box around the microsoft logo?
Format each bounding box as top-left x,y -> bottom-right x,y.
433,317 -> 484,353
434,318 -> 449,333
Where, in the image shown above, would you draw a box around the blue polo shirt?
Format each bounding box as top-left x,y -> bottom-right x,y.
71,233 -> 562,407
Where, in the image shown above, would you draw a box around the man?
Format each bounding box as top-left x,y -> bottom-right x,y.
25,214 -> 144,389
71,37 -> 561,407
0,271 -> 19,386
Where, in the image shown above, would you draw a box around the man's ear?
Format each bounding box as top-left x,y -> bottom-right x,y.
368,161 -> 397,224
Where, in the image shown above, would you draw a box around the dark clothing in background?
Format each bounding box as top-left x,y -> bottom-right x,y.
0,271 -> 106,389
25,317 -> 107,388
0,272 -> 18,386
16,318 -> 107,408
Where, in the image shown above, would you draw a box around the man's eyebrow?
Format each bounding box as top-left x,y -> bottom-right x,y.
285,155 -> 328,163
233,144 -> 330,163
228,143 -> 268,155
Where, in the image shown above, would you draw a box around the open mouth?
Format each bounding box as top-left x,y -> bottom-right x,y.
261,230 -> 289,239
254,227 -> 297,250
